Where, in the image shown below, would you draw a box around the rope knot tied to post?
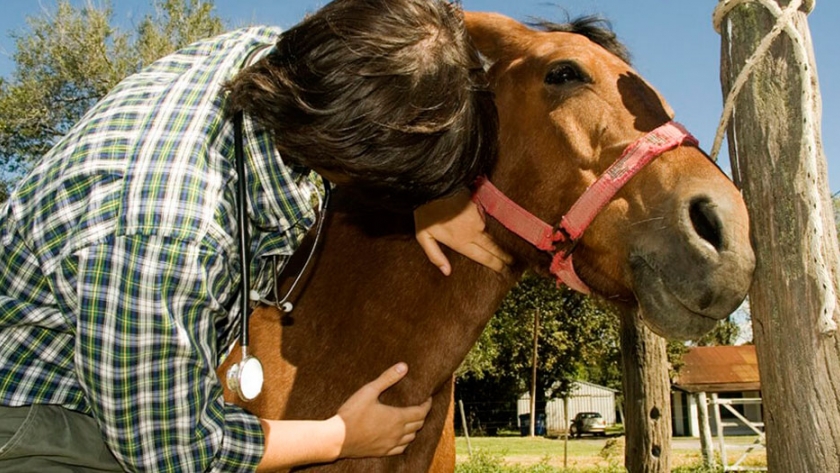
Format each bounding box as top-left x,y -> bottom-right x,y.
713,0 -> 837,335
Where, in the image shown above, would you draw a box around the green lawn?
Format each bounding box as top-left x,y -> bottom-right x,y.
456,436 -> 606,458
454,435 -> 766,473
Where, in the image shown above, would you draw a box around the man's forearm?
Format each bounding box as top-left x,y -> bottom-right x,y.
256,416 -> 345,471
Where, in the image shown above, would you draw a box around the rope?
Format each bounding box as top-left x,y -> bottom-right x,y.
712,0 -> 837,334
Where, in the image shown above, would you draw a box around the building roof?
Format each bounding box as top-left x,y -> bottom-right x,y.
523,380 -> 619,401
673,345 -> 760,393
571,380 -> 620,394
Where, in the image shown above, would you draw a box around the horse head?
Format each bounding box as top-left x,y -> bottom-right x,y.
465,12 -> 755,339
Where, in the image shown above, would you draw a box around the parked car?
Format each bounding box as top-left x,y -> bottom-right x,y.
570,412 -> 607,438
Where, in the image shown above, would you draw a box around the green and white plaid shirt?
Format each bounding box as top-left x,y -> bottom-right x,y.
0,26 -> 319,472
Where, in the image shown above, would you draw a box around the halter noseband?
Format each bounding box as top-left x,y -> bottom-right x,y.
473,121 -> 698,294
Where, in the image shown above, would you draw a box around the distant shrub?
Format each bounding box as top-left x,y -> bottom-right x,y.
599,436 -> 625,464
455,450 -> 511,473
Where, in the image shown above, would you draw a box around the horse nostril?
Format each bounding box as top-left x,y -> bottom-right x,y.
689,197 -> 724,251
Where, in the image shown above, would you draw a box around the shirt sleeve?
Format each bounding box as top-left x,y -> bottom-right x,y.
72,234 -> 264,472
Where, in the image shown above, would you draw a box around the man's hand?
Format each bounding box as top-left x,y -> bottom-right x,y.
256,363 -> 431,470
336,363 -> 432,458
414,189 -> 513,275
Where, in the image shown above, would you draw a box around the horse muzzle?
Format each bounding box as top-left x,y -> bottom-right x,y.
629,178 -> 756,340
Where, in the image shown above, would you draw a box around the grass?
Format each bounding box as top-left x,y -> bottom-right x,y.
454,435 -> 767,472
457,436 -> 605,458
456,449 -> 625,473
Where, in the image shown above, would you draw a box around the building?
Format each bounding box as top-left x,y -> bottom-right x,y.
518,380 -> 618,435
672,345 -> 762,437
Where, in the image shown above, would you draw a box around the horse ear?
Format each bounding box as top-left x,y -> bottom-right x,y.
464,11 -> 531,63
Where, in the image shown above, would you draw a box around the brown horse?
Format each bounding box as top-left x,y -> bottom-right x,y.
218,11 -> 755,472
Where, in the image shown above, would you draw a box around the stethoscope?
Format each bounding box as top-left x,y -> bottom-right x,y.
225,111 -> 330,402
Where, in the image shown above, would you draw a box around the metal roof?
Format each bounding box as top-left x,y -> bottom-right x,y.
673,345 -> 760,393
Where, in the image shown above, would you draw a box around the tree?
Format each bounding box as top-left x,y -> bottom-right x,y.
0,0 -> 224,196
456,273 -> 622,434
718,1 -> 840,470
455,271 -> 728,438
460,273 -> 623,389
694,316 -> 741,347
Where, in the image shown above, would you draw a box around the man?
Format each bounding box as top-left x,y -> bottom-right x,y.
0,0 -> 508,471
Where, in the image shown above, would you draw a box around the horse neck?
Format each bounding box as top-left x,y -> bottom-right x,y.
282,201 -> 523,405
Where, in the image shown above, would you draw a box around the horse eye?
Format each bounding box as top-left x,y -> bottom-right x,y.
545,63 -> 586,86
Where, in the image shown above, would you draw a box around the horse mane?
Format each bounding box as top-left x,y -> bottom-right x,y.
529,15 -> 632,65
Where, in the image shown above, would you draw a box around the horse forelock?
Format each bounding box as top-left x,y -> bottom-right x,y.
528,15 -> 632,65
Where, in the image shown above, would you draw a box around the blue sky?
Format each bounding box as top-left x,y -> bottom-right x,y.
0,0 -> 837,192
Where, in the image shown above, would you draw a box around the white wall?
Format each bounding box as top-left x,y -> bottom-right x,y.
518,382 -> 617,433
671,390 -> 764,437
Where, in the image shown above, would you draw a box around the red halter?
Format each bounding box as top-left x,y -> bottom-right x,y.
473,121 -> 698,294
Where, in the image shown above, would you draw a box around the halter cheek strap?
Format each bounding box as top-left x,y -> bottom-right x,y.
473,121 -> 698,294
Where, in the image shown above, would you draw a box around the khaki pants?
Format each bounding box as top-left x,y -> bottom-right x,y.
0,404 -> 124,472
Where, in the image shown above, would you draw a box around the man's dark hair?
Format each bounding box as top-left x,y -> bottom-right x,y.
227,0 -> 498,211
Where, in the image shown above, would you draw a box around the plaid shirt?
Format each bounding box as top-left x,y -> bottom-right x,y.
0,27 -> 319,472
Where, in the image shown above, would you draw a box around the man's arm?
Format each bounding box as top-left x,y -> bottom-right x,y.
257,363 -> 431,471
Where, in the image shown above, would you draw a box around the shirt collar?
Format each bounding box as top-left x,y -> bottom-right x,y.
240,114 -> 318,239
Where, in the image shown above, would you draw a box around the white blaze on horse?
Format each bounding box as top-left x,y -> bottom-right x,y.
219,11 -> 755,472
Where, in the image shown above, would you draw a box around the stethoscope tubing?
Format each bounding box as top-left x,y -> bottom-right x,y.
234,112 -> 253,350
230,111 -> 330,401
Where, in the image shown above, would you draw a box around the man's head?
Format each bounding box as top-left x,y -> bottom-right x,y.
227,0 -> 497,211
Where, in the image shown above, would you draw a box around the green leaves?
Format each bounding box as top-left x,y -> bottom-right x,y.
458,273 -> 622,399
135,0 -> 224,68
457,272 -> 746,412
0,0 -> 224,196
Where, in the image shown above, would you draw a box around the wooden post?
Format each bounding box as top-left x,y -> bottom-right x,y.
458,399 -> 472,456
696,392 -> 715,468
718,1 -> 840,471
711,394 -> 728,469
563,396 -> 569,468
529,308 -> 539,437
617,397 -> 625,426
619,308 -> 671,473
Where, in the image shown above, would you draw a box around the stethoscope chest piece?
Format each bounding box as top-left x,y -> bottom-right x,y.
227,353 -> 264,401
